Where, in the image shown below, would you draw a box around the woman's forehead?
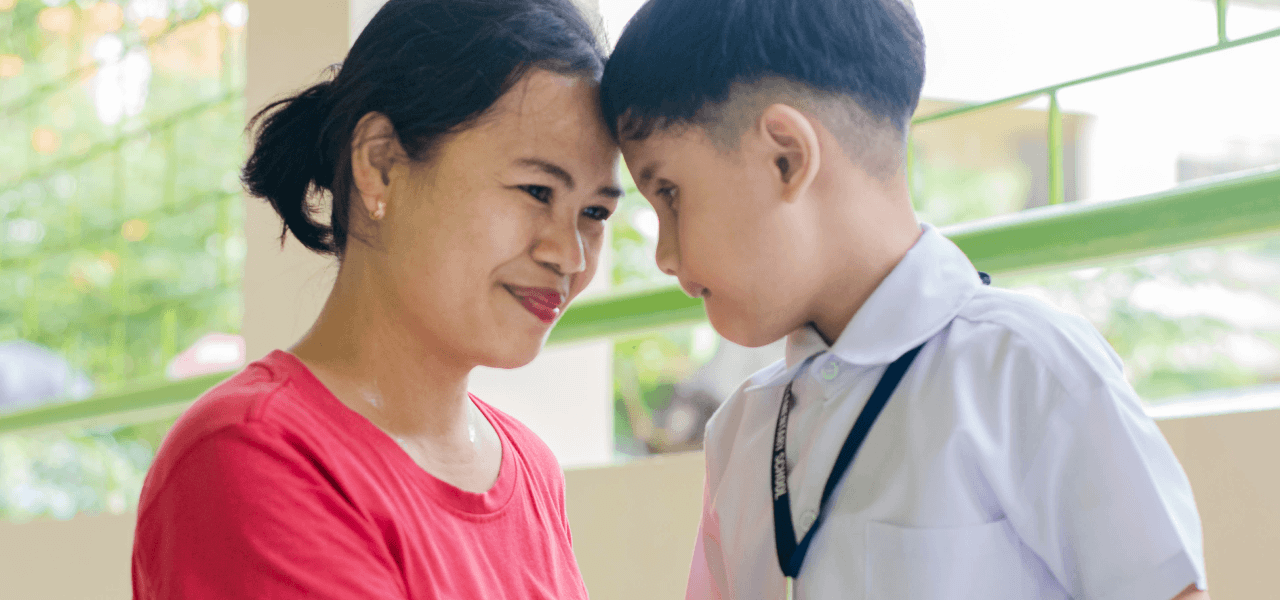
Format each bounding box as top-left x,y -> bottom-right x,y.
464,72 -> 616,167
488,71 -> 601,130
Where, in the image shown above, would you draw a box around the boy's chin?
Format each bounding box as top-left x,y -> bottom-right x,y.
708,310 -> 789,349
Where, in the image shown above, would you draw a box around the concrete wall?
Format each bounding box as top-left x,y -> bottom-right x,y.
1157,408 -> 1280,599
2,409 -> 1278,599
240,0 -> 348,363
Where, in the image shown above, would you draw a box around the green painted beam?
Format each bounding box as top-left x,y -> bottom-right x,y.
547,166 -> 1280,342
948,165 -> 1280,274
0,371 -> 233,435
2,167 -> 1277,435
1217,0 -> 1230,44
547,284 -> 705,345
1047,90 -> 1064,205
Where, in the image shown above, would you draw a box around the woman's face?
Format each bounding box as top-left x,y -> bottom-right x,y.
360,70 -> 621,369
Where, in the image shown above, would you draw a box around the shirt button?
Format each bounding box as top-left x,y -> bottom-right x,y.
819,360 -> 840,380
800,510 -> 818,532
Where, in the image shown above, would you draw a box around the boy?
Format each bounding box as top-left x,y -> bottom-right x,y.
599,0 -> 1209,599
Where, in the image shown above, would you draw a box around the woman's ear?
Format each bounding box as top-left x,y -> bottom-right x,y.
757,103 -> 820,203
350,112 -> 406,221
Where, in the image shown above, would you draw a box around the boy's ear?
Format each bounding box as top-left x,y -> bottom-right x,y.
757,103 -> 820,202
350,112 -> 407,221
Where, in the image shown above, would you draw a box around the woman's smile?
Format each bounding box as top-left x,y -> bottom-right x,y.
504,284 -> 565,324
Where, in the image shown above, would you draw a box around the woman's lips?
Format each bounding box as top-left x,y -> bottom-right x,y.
505,285 -> 564,324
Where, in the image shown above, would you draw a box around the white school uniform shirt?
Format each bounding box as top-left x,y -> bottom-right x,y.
687,224 -> 1207,600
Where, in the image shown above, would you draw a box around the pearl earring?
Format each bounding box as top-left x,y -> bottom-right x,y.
371,201 -> 386,220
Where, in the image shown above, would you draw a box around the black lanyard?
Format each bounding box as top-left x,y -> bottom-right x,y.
771,343 -> 924,578
773,272 -> 988,581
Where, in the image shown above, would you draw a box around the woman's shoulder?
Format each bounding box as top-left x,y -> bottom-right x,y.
142,352 -> 333,500
165,351 -> 316,441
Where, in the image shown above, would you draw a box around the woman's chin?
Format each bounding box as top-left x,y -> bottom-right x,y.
478,337 -> 547,370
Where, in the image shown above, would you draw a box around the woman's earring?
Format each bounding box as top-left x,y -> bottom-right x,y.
371,201 -> 386,221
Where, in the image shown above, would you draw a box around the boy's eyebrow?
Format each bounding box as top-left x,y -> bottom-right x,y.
636,161 -> 662,187
598,184 -> 624,199
515,158 -> 575,190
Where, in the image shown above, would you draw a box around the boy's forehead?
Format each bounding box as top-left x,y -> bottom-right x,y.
620,126 -> 719,178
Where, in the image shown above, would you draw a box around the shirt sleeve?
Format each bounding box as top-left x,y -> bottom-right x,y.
132,423 -> 406,599
686,467 -> 729,600
1001,350 -> 1207,600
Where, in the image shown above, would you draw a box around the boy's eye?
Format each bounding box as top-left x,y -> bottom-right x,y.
582,206 -> 612,222
657,186 -> 679,212
519,185 -> 553,203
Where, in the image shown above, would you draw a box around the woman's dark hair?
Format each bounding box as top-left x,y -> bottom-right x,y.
242,0 -> 605,256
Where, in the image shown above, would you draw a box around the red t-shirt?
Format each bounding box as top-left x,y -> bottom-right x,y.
132,350 -> 588,599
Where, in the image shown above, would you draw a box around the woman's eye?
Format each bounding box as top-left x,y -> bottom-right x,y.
582,206 -> 612,222
519,185 -> 553,203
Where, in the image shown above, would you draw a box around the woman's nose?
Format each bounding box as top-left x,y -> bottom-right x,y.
532,217 -> 587,275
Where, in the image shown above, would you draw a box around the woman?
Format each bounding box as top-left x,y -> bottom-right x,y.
130,0 -> 619,597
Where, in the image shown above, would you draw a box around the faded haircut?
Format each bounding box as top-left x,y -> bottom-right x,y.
600,0 -> 924,177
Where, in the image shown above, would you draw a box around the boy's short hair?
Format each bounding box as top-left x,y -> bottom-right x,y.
600,0 -> 925,174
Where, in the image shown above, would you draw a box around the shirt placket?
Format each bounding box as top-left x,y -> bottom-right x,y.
789,357 -> 876,540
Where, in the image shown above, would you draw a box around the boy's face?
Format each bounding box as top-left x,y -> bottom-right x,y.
621,126 -> 822,347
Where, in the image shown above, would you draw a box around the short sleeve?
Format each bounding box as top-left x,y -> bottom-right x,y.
131,424 -> 406,599
1004,371 -> 1207,600
686,471 -> 729,600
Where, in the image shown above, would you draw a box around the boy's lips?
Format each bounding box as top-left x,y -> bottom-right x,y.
680,280 -> 709,299
504,285 -> 565,324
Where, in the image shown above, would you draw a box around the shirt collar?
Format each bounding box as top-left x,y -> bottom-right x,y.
781,223 -> 981,373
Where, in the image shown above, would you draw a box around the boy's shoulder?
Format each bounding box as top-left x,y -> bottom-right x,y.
951,284 -> 1127,395
706,284 -> 1130,446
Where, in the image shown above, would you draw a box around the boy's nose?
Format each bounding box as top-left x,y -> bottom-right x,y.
654,236 -> 679,277
654,216 -> 680,276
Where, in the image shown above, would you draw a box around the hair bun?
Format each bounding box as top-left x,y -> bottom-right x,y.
242,79 -> 339,255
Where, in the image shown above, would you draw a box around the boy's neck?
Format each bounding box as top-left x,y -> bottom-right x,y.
805,163 -> 921,346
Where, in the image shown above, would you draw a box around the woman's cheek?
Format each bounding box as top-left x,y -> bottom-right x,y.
568,244 -> 600,300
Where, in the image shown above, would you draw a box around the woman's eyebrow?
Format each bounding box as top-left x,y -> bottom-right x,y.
515,158 -> 575,190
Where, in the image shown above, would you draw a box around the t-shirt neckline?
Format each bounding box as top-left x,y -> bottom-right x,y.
266,349 -> 519,516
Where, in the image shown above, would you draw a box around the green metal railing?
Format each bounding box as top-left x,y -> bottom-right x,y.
5,164 -> 1277,435
908,2 -> 1280,206
2,4 -> 1278,435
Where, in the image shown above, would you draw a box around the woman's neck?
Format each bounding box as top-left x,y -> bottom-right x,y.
294,265 -> 504,494
291,264 -> 474,444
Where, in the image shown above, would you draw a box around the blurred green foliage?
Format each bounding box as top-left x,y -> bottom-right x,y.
1003,238 -> 1280,402
1,0 -> 245,520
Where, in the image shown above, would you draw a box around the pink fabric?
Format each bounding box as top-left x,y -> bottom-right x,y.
133,350 -> 586,599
